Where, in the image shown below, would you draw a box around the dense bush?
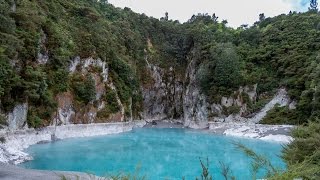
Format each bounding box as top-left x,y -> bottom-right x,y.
70,73 -> 96,104
0,0 -> 319,126
261,106 -> 299,125
105,88 -> 120,113
0,0 -> 318,177
97,87 -> 121,120
269,121 -> 320,179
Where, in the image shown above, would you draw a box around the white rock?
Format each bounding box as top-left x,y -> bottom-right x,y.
183,59 -> 209,128
209,122 -> 294,143
0,121 -> 146,164
7,103 -> 28,131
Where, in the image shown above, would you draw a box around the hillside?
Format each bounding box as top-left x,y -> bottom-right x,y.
1,0 -> 320,178
1,0 -> 320,129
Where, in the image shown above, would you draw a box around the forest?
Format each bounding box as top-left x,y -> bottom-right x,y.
0,0 -> 319,179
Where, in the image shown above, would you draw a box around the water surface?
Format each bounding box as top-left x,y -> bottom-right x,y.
21,128 -> 285,179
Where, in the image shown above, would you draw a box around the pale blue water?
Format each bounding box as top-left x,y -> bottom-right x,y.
21,128 -> 285,179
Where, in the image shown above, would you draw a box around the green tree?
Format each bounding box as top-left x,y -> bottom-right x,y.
259,13 -> 265,22
213,43 -> 242,88
309,0 -> 318,11
71,74 -> 96,104
165,12 -> 169,21
23,66 -> 48,102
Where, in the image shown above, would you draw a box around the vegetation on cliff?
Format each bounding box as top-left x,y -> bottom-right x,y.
1,0 -> 320,126
0,0 -> 320,178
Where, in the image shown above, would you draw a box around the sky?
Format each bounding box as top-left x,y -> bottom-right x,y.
108,0 -> 310,27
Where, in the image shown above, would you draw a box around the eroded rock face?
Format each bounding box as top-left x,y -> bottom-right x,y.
142,57 -> 184,121
1,49 -> 294,132
64,56 -> 125,123
69,57 -> 108,82
141,47 -> 293,127
183,59 -> 209,129
7,103 -> 28,131
53,92 -> 75,125
214,88 -> 291,123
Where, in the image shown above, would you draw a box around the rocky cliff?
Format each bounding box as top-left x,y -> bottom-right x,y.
140,47 -> 294,128
0,49 -> 294,131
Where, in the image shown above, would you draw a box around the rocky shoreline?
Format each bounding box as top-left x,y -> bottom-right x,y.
0,120 -> 294,180
0,121 -> 146,164
0,120 -> 294,165
0,162 -> 100,180
208,122 -> 294,143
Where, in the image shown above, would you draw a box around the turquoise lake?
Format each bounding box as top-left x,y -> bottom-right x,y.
21,128 -> 286,179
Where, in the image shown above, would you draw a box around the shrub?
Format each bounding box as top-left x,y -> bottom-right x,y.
261,106 -> 299,125
48,69 -> 69,94
70,73 -> 96,104
269,121 -> 320,179
105,87 -> 120,113
97,87 -> 121,120
222,105 -> 241,116
27,113 -> 42,129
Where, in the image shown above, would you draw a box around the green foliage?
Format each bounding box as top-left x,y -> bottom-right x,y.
261,105 -> 299,125
269,121 -> 320,179
235,143 -> 280,179
213,44 -> 242,88
110,72 -> 131,105
70,73 -> 96,104
196,158 -> 213,180
97,87 -> 120,120
48,69 -> 69,94
0,114 -> 8,126
222,106 -> 241,116
27,110 -> 43,128
105,88 -> 120,113
23,66 -> 48,102
197,43 -> 242,99
310,0 -> 318,11
0,0 -> 319,126
246,98 -> 270,115
283,121 -> 320,164
109,166 -> 147,180
0,52 -> 21,111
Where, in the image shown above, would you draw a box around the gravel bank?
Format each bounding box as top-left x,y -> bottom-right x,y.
0,162 -> 102,180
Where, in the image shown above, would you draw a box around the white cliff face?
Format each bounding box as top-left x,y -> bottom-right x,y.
142,52 -> 292,126
7,103 -> 28,131
143,64 -> 167,120
69,57 -> 108,82
69,56 -> 80,73
220,84 -> 258,116
65,56 -> 127,123
248,88 -> 290,123
55,107 -> 75,125
214,88 -> 290,123
209,122 -> 294,143
142,57 -> 184,121
52,92 -> 75,125
183,59 -> 209,129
